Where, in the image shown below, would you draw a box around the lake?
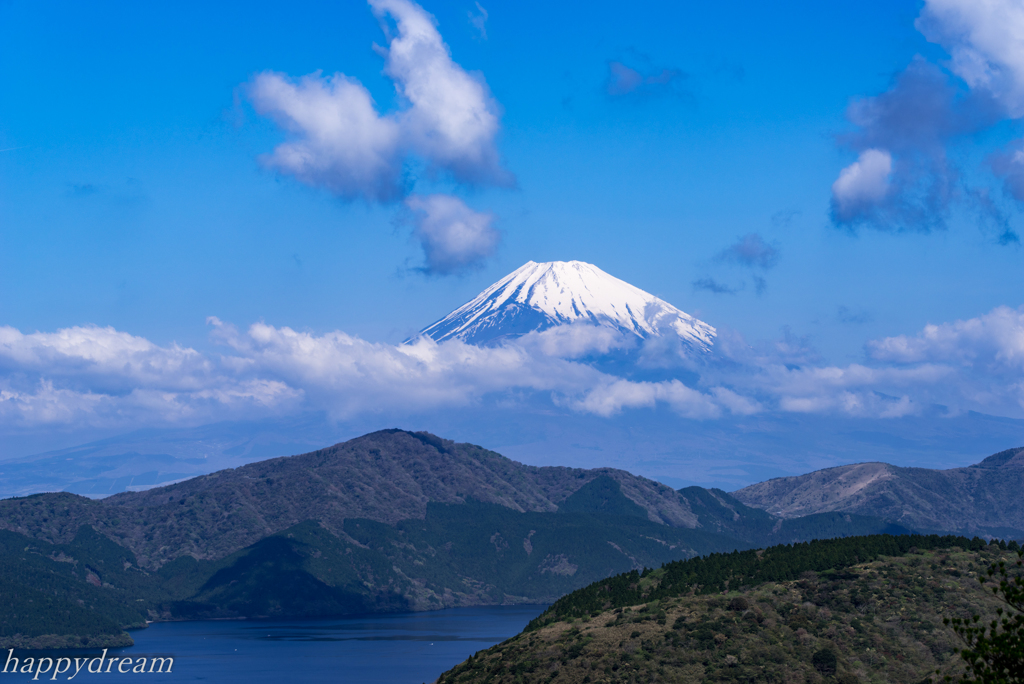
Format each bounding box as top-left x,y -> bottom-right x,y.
2,605 -> 547,684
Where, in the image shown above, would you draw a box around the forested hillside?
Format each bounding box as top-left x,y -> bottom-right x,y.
438,535 -> 1021,684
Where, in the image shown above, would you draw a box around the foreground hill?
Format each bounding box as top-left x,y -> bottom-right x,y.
733,446 -> 1024,538
437,535 -> 1020,684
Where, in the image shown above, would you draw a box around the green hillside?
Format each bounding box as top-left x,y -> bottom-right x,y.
437,535 -> 1021,684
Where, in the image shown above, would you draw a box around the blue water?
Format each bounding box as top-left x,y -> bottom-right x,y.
2,605 -> 546,684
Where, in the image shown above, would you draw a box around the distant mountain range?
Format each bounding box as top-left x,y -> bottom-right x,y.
416,260 -> 716,351
2,428 -> 1022,649
733,446 -> 1024,539
0,429 -> 912,648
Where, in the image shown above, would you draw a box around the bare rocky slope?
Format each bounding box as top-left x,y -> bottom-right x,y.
0,430 -> 702,569
732,446 -> 1024,538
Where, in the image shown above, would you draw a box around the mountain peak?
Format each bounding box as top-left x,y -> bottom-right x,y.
416,260 -> 716,350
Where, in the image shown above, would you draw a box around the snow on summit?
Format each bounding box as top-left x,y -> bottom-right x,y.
417,260 -> 716,350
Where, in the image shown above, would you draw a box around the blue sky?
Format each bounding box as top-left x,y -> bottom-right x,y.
2,0 -> 1024,464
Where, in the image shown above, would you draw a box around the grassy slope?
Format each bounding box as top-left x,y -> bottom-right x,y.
437,537 -> 1019,684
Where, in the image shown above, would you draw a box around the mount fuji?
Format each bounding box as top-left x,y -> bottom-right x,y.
416,260 -> 716,353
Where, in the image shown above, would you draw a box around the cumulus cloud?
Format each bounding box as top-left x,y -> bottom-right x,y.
706,304 -> 1024,420
867,304 -> 1024,369
0,319 -> 752,430
917,0 -> 1024,117
405,194 -> 500,274
249,72 -> 403,202
249,0 -> 510,202
831,149 -> 893,224
0,325 -> 212,392
0,325 -> 301,429
374,0 -> 509,185
828,59 -> 990,229
565,379 -> 723,419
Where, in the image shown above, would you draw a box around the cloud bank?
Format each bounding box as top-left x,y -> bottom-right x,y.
5,304 -> 1024,432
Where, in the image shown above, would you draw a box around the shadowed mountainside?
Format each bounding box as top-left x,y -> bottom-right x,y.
0,430 -> 698,568
732,447 -> 1024,538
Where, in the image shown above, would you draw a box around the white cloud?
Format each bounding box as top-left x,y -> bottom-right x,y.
0,325 -> 300,428
867,304 -> 1024,368
917,0 -> 1024,117
371,0 -> 508,185
232,323 -> 740,419
249,0 -> 510,202
830,149 -> 893,223
517,324 -> 634,359
0,325 -> 211,390
565,379 -> 723,419
248,71 -> 402,202
405,194 -> 500,274
0,320 -> 748,430
7,304 -> 1024,431
738,362 -> 948,419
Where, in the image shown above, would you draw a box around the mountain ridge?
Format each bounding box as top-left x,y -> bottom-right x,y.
732,446 -> 1024,538
0,430 -> 708,569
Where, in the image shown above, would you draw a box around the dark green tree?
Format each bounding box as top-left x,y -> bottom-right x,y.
945,548 -> 1024,683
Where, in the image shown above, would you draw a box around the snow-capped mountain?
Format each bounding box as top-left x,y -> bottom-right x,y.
417,260 -> 716,351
